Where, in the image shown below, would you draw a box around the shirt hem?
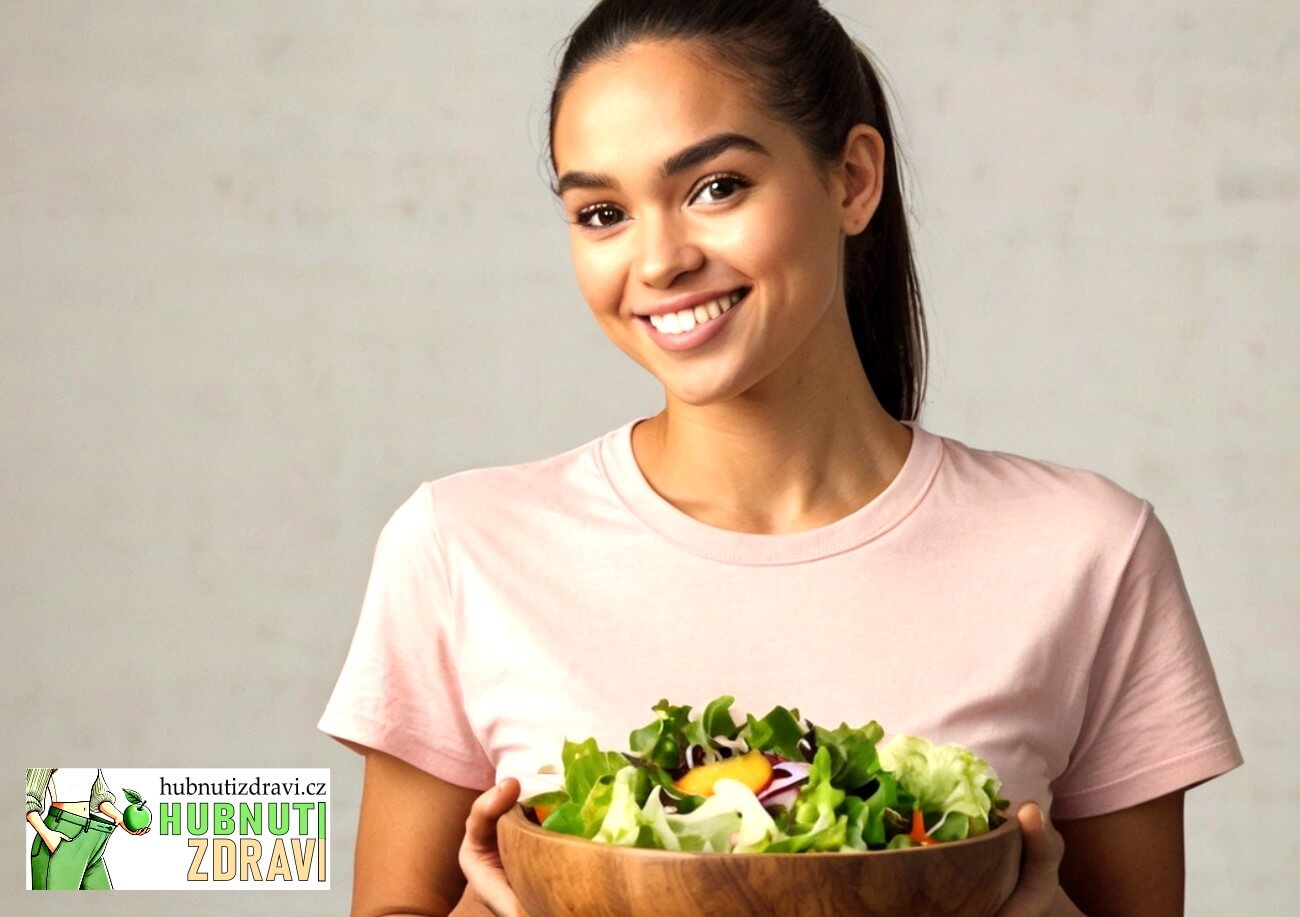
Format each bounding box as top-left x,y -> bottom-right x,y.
1050,737 -> 1244,820
317,708 -> 497,791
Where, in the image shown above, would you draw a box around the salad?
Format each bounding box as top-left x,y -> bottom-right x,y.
518,695 -> 1010,854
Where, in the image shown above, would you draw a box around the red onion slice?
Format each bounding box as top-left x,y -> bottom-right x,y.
760,785 -> 801,811
757,761 -> 809,806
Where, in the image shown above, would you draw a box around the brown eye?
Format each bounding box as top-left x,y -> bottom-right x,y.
575,204 -> 625,230
692,174 -> 749,205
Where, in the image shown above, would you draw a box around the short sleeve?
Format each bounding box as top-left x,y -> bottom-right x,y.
1050,501 -> 1244,819
317,482 -> 497,790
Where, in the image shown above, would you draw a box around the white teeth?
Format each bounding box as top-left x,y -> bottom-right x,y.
649,289 -> 747,334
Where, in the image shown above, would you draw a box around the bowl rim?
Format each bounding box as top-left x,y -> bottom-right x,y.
503,802 -> 1021,859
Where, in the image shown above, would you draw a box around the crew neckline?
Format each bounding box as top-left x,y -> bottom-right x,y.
597,414 -> 944,564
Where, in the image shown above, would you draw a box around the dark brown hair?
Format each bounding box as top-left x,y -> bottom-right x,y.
545,0 -> 928,421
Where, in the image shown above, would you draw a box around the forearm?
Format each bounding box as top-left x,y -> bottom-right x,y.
98,800 -> 124,825
27,811 -> 56,845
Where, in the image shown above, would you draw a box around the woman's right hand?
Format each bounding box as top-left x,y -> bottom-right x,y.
458,777 -> 531,917
43,830 -> 72,854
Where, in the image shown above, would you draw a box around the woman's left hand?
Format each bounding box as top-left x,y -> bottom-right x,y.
996,802 -> 1081,916
114,818 -> 150,836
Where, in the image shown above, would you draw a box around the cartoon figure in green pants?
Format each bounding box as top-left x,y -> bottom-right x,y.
26,768 -> 150,890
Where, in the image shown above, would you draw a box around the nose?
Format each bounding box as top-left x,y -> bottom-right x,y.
632,210 -> 704,289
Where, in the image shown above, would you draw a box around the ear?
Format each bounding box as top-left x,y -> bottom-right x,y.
836,124 -> 885,236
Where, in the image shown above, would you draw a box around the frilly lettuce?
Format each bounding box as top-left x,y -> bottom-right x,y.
878,734 -> 1009,839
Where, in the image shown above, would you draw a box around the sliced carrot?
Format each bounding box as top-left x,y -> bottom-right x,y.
909,809 -> 940,846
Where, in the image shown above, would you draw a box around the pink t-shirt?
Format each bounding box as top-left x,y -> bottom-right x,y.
317,416 -> 1243,820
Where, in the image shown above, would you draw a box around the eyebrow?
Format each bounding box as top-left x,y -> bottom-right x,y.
554,132 -> 772,197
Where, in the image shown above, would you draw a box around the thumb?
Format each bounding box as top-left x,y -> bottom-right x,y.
1016,802 -> 1065,891
487,777 -> 521,817
461,779 -> 528,916
464,778 -> 520,853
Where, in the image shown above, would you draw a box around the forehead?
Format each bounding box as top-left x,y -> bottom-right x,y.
554,40 -> 770,173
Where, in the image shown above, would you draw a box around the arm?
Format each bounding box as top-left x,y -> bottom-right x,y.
91,769 -> 151,834
1056,788 -> 1186,916
353,747 -> 482,917
25,769 -> 65,852
26,768 -> 52,817
97,799 -> 149,834
27,811 -> 66,852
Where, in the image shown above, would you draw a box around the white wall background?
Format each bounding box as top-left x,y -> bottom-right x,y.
3,2 -> 1294,914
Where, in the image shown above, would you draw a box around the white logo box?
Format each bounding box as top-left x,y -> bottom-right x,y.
25,768 -> 330,891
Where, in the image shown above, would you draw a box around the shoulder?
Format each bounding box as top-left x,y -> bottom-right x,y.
931,428 -> 1151,559
410,429 -> 611,541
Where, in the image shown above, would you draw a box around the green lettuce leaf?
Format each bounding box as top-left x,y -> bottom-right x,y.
810,720 -> 885,791
877,735 -> 1005,839
740,706 -> 807,761
662,776 -> 785,853
683,694 -> 742,749
561,737 -> 629,805
593,765 -> 650,845
628,699 -> 694,770
518,788 -> 569,810
764,745 -> 848,852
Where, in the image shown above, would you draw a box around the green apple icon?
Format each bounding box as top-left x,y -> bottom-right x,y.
122,788 -> 152,831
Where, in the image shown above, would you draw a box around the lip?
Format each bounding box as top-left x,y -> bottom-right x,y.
637,288 -> 749,353
633,286 -> 750,318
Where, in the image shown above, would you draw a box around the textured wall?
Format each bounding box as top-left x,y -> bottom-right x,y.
3,2 -> 1293,913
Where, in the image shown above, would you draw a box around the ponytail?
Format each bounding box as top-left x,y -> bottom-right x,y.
842,46 -> 928,421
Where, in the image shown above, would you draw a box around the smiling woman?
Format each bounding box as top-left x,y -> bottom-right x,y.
317,2 -> 1243,916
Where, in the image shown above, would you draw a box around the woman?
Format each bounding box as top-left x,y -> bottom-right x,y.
26,768 -> 150,890
318,2 -> 1243,914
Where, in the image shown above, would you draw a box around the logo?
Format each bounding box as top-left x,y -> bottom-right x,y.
26,768 -> 330,891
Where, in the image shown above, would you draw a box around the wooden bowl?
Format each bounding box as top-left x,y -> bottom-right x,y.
498,803 -> 1022,917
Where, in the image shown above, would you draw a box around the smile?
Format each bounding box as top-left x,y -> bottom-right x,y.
640,287 -> 749,335
637,287 -> 750,353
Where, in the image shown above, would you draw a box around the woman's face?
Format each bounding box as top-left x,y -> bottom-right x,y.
552,40 -> 873,406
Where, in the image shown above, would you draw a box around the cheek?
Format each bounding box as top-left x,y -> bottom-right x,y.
571,248 -> 625,318
736,194 -> 840,313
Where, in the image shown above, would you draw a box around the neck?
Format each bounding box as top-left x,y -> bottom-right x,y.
631,394 -> 912,535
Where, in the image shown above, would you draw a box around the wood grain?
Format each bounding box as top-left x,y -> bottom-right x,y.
498,804 -> 1022,917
